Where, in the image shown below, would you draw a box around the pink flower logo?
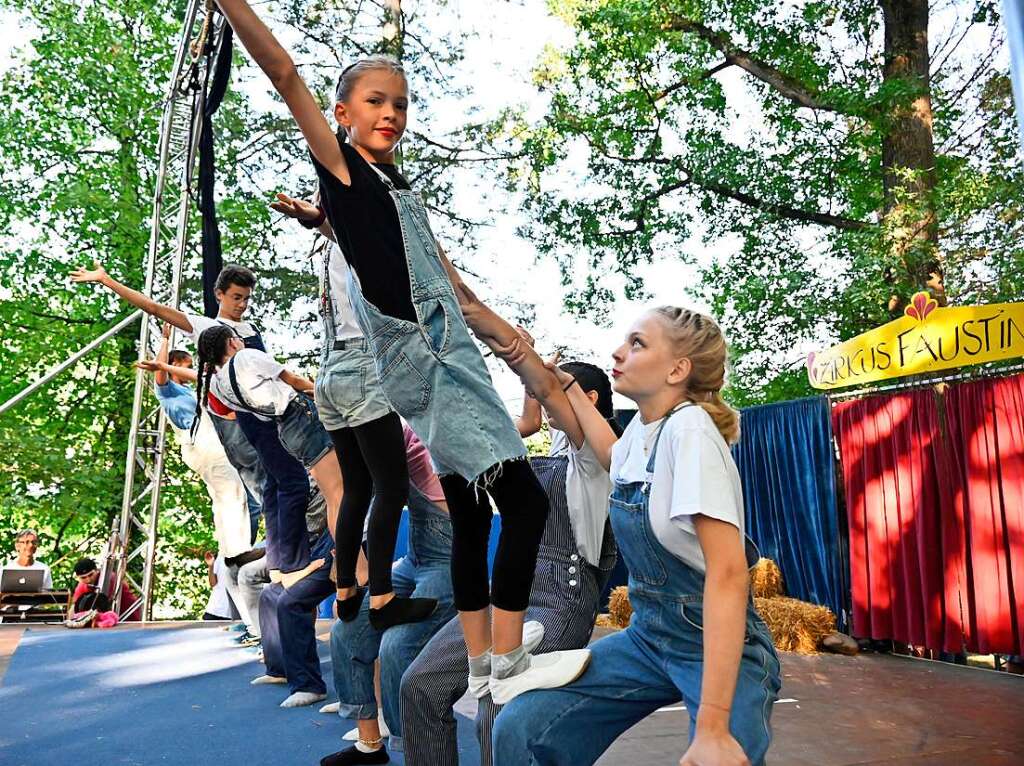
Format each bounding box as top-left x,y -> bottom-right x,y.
806,352 -> 818,382
904,292 -> 937,322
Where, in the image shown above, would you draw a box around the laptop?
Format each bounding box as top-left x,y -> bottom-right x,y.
0,568 -> 46,593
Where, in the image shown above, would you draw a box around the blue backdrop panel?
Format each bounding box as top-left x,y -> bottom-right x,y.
732,396 -> 846,628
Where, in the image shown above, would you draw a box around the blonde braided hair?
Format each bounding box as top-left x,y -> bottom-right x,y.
652,306 -> 740,444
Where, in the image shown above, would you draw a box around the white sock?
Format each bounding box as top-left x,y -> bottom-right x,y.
279,691 -> 327,708
251,674 -> 286,685
355,740 -> 382,753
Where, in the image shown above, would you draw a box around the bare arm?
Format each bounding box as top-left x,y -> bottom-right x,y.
681,516 -> 752,766
215,0 -> 348,182
516,392 -> 542,438
154,324 -> 171,386
437,247 -> 467,296
71,261 -> 193,332
137,359 -> 199,383
456,282 -> 612,451
279,369 -> 315,395
270,193 -> 336,241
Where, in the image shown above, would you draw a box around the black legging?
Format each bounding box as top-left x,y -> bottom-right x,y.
441,459 -> 549,612
328,412 -> 409,596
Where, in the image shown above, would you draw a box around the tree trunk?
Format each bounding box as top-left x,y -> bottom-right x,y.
880,0 -> 939,290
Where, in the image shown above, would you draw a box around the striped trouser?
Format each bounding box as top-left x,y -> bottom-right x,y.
400,555 -> 601,766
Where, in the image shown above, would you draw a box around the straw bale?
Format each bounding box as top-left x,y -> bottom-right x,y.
607,586 -> 633,628
754,596 -> 836,654
750,557 -> 784,598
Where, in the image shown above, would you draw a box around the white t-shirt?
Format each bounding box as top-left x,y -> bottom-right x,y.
204,555 -> 234,618
184,312 -> 261,346
210,348 -> 296,420
549,429 -> 613,568
1,559 -> 53,590
323,243 -> 364,341
610,404 -> 745,573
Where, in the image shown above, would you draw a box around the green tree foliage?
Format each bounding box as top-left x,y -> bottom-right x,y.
0,0 -> 475,615
505,0 -> 1024,403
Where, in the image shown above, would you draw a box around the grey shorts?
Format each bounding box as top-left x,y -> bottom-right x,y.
314,339 -> 394,430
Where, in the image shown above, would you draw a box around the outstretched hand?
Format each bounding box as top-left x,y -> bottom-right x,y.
70,260 -> 108,285
135,360 -> 162,372
269,192 -> 320,222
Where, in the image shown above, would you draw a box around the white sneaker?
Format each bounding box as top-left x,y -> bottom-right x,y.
489,649 -> 591,706
342,712 -> 390,741
468,620 -> 546,699
320,701 -> 340,714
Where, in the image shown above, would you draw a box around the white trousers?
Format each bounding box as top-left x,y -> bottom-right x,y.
177,417 -> 252,559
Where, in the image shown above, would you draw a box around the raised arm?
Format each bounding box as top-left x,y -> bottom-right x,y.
215,0 -> 348,182
153,324 -> 172,386
516,391 -> 542,438
71,260 -> 193,332
455,282 -> 615,452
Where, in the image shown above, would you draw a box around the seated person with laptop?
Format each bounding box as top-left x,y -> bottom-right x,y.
0,529 -> 63,622
0,529 -> 53,590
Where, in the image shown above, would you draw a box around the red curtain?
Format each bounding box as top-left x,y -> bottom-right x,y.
832,391 -> 965,652
943,375 -> 1024,655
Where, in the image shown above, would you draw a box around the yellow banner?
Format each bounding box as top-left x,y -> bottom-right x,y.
807,293 -> 1024,390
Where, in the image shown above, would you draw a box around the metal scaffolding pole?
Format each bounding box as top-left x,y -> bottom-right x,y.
112,0 -> 226,620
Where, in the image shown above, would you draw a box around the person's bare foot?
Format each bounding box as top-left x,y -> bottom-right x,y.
281,558 -> 326,589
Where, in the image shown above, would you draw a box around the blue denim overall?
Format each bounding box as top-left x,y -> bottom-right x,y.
343,165 -> 525,482
492,409 -> 782,766
226,328 -> 311,574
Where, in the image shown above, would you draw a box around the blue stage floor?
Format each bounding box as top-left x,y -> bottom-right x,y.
2,622 -> 1022,765
0,623 -> 479,766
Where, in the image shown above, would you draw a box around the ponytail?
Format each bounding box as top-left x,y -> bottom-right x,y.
653,306 -> 740,445
697,391 -> 740,445
190,325 -> 234,440
190,359 -> 214,441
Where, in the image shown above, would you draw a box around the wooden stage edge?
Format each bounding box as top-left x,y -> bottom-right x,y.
2,622 -> 1022,766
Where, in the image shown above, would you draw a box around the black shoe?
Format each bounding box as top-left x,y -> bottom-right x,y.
368,596 -> 437,631
335,588 -> 367,622
225,548 -> 266,568
320,744 -> 389,766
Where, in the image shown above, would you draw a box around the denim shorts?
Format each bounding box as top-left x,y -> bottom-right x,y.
276,394 -> 334,469
315,339 -> 394,430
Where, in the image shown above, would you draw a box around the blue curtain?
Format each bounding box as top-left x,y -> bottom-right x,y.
732,397 -> 847,628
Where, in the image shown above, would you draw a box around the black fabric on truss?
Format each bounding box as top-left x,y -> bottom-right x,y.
199,21 -> 233,318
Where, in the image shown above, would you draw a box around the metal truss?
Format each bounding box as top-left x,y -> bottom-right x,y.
110,0 -> 226,620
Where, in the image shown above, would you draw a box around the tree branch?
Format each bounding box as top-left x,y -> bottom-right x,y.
664,15 -> 846,114
694,176 -> 871,230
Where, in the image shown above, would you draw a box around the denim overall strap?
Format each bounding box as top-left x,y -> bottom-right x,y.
341,159 -> 526,482
318,243 -> 338,361
644,403 -> 694,477
219,320 -> 267,353
227,356 -> 277,418
641,402 -> 760,575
